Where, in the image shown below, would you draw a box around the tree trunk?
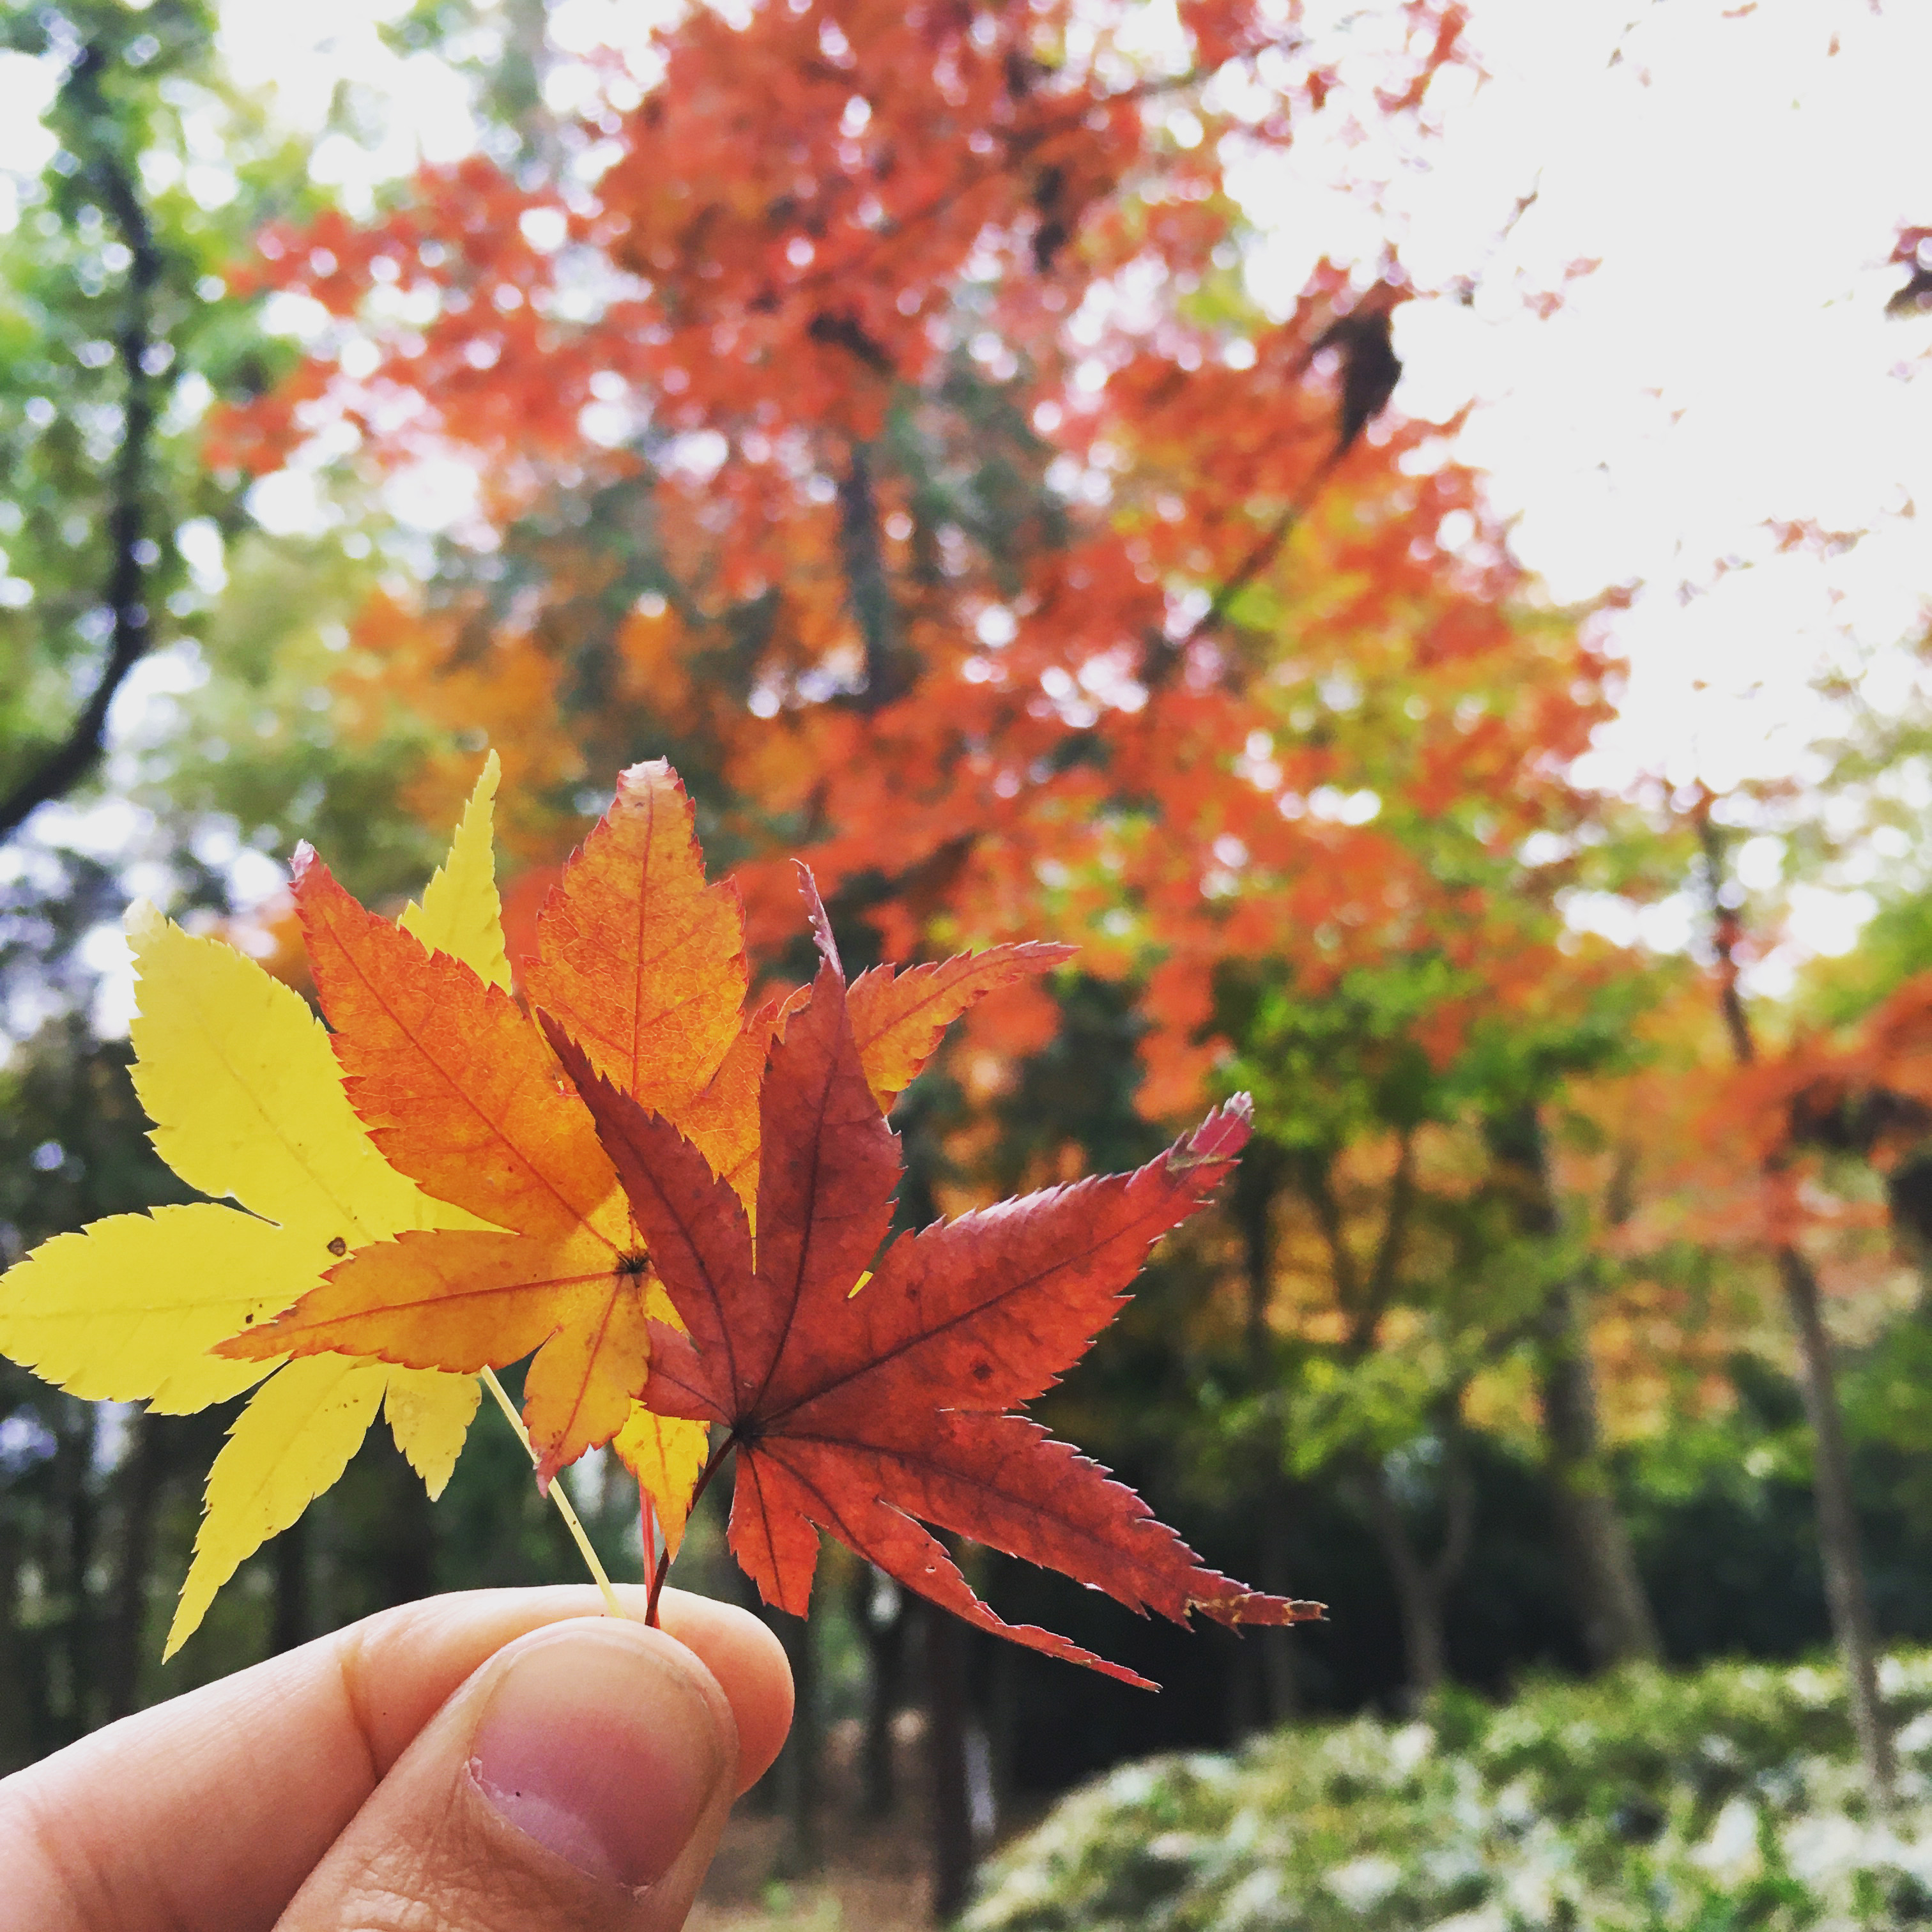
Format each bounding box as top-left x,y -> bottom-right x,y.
0,1510 -> 33,1772
1489,1101 -> 1659,1668
270,1514 -> 312,1657
1779,1243 -> 1896,1799
0,45 -> 162,847
773,1606 -> 822,1877
1233,1151 -> 1299,1729
51,1400 -> 98,1742
1360,1461 -> 1448,1701
1358,1422 -> 1474,1707
925,1584 -> 975,1924
839,440 -> 910,712
368,1430 -> 437,1611
1698,806 -> 1894,1804
852,1563 -> 905,1818
1538,1282 -> 1661,1667
103,1409 -> 166,1719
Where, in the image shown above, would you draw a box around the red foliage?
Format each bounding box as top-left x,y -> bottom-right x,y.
548,896 -> 1317,1683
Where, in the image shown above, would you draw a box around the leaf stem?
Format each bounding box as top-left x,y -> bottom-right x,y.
645,1434 -> 733,1625
480,1367 -> 627,1620
640,1483 -> 661,1629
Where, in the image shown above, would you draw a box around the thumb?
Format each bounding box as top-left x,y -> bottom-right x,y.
275,1618 -> 739,1932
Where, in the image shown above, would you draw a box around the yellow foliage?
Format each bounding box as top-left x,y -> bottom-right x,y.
0,1207 -> 288,1414
401,747 -> 514,992
0,758 -> 514,1655
613,1406 -> 712,1556
384,1366 -> 483,1497
167,1355 -> 390,1658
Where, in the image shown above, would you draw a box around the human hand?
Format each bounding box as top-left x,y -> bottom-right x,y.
0,1584 -> 793,1932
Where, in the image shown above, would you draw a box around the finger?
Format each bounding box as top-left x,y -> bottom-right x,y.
276,1617 -> 737,1932
0,1584 -> 791,1932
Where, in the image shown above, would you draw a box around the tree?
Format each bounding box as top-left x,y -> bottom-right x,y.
1684,796 -> 1932,1804
0,0 -> 307,843
207,0 -> 1669,1705
206,1 -> 1479,1892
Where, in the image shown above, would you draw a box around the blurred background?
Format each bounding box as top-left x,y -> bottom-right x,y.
1,0 -> 1929,1924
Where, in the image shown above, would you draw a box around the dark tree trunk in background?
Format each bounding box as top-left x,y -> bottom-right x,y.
1779,1243 -> 1896,1798
1232,1150 -> 1299,1728
51,1402 -> 98,1743
270,1514 -> 313,1657
1359,1419 -> 1474,1706
1885,1153 -> 1932,1258
772,1606 -> 822,1877
851,1563 -> 906,1818
839,439 -> 912,711
1537,1279 -> 1660,1667
1699,809 -> 1894,1804
0,1512 -> 33,1772
368,1431 -> 438,1610
1488,1102 -> 1660,1668
926,1586 -> 974,1924
103,1409 -> 166,1719
0,43 -> 162,848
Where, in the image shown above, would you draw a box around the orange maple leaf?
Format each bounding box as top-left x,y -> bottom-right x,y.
546,888 -> 1317,1684
224,765 -> 1078,1490
219,852 -> 650,1481
224,763 -> 750,1483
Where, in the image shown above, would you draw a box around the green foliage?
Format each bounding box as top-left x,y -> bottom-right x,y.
968,1653 -> 1932,1932
0,0 -> 314,820
1804,890 -> 1932,1029
126,526 -> 454,904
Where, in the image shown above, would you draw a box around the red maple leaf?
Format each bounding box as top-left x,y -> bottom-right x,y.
543,886 -> 1319,1686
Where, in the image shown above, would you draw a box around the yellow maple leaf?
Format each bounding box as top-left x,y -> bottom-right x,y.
0,758 -> 509,1657
401,748 -> 514,994
614,1404 -> 712,1557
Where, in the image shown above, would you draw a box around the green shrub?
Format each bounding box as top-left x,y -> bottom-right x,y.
967,1654 -> 1932,1931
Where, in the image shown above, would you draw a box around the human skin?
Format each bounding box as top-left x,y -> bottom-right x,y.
0,1583 -> 793,1932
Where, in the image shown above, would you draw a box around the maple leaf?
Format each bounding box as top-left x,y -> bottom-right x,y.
221,762 -> 756,1508
220,762 -> 1073,1547
545,887 -> 1318,1686
847,941 -> 1077,1109
215,849 -> 659,1483
522,759 -> 749,1113
521,759 -> 747,1529
0,760 -> 516,1655
682,938 -> 1077,1218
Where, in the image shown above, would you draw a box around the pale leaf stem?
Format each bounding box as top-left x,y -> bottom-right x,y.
479,1367 -> 627,1620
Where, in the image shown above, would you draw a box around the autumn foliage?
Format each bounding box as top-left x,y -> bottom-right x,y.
159,0 -> 1932,1730
0,756 -> 1317,1675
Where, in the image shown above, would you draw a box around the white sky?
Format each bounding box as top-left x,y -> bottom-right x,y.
1243,0 -> 1930,774
1239,0 -> 1932,968
3,0 -> 1929,996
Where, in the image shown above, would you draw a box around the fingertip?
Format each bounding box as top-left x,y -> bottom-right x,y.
468,1619 -> 733,1889
653,1590 -> 794,1793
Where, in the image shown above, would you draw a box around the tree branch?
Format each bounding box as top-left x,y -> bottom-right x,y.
836,438 -> 910,714
1365,1127 -> 1417,1314
1297,1153 -> 1365,1335
1425,1411 -> 1476,1596
0,41 -> 160,848
1141,303 -> 1401,689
